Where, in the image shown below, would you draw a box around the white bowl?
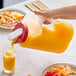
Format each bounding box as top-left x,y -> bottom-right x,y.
0,8 -> 26,30
41,63 -> 76,76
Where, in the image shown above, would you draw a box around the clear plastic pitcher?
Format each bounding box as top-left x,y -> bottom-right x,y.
22,13 -> 44,37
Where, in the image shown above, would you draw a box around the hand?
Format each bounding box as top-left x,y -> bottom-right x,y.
34,5 -> 76,23
34,10 -> 57,24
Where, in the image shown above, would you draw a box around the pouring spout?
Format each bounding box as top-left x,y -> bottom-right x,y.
8,28 -> 23,41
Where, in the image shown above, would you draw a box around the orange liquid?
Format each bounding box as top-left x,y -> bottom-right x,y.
3,51 -> 15,70
19,23 -> 73,53
11,38 -> 17,50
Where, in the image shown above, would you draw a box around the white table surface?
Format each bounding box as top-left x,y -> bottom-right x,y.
0,0 -> 76,76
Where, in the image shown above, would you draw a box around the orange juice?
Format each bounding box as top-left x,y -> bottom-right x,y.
11,38 -> 17,50
19,23 -> 73,53
12,22 -> 73,53
3,51 -> 15,73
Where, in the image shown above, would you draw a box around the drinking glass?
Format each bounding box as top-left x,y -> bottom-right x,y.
3,49 -> 15,74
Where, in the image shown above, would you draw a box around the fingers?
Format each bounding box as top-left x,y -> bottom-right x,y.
34,10 -> 51,18
34,11 -> 45,16
34,11 -> 51,24
43,20 -> 51,24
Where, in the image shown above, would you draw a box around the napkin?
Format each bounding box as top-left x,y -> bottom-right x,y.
25,0 -> 49,11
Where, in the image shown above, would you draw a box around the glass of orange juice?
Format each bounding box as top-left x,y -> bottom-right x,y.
3,49 -> 15,74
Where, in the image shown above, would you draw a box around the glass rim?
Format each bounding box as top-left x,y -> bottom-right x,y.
3,49 -> 16,57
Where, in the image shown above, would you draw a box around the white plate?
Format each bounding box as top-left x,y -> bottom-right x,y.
41,63 -> 76,76
0,8 -> 26,30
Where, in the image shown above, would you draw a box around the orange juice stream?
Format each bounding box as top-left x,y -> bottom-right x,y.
11,38 -> 17,50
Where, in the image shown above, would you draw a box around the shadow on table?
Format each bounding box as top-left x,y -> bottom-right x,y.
0,71 -> 14,76
0,28 -> 12,34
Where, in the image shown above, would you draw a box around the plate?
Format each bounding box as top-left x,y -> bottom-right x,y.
41,63 -> 76,76
0,8 -> 26,30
